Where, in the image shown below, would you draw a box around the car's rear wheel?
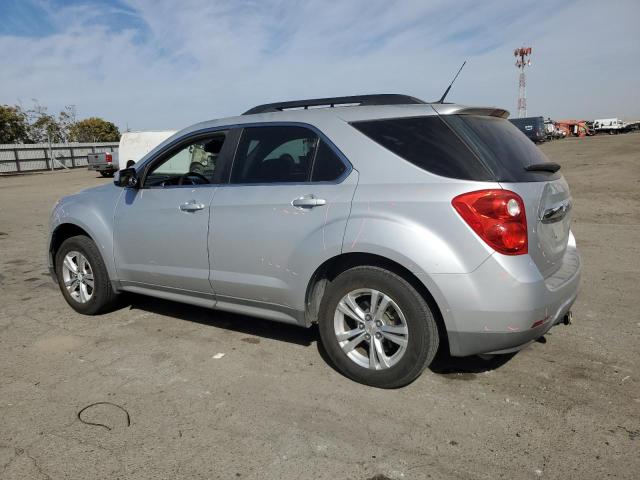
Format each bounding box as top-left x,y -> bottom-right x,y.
318,266 -> 439,388
55,235 -> 117,314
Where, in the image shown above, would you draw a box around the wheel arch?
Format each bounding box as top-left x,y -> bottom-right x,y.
304,252 -> 450,351
49,223 -> 95,274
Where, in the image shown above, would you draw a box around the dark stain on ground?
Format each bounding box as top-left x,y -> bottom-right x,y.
0,231 -> 7,236
441,372 -> 477,381
618,426 -> 640,440
21,297 -> 32,301
241,337 -> 260,344
366,475 -> 393,480
5,259 -> 26,265
24,277 -> 39,282
0,273 -> 4,284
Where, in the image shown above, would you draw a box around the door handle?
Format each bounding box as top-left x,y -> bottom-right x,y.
179,201 -> 206,212
291,196 -> 327,208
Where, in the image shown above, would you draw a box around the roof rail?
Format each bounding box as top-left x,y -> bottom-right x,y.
242,94 -> 426,115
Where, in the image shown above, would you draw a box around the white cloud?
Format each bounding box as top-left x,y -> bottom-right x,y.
1,0 -> 638,130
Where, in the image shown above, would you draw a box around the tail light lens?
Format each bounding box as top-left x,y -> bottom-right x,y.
105,153 -> 112,163
452,189 -> 528,255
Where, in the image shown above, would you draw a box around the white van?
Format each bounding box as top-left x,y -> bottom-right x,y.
117,131 -> 176,169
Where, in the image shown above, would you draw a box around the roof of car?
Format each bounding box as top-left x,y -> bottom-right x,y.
174,96 -> 509,138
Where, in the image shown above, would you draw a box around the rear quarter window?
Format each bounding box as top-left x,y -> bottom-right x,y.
443,115 -> 560,182
351,116 -> 494,181
352,115 -> 560,182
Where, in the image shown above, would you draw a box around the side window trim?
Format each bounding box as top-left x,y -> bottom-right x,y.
225,123 -> 352,186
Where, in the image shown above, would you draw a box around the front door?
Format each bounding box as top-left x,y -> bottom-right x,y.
114,131 -> 231,294
209,125 -> 357,311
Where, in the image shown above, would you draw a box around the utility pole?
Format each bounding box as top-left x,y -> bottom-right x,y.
514,46 -> 532,118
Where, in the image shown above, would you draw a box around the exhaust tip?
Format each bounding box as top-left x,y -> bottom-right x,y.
563,311 -> 573,326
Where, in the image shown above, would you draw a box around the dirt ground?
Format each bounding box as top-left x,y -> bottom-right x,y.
1,133 -> 638,479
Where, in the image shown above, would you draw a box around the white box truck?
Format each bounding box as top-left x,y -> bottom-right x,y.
593,118 -> 627,134
117,131 -> 176,169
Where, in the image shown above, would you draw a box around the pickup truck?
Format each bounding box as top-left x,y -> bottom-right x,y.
87,151 -> 118,177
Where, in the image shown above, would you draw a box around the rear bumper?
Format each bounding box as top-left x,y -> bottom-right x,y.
88,164 -> 116,172
428,238 -> 581,357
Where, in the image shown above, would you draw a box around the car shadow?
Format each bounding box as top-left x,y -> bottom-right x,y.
122,294 -> 517,376
429,349 -> 517,375
125,294 -> 316,347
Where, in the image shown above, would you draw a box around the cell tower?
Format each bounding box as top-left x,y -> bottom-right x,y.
514,46 -> 532,118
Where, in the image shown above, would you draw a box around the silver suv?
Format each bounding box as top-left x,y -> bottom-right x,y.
48,94 -> 581,388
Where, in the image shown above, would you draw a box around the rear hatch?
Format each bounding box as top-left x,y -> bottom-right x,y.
442,114 -> 571,278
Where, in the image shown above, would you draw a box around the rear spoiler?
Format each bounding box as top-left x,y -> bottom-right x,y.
430,104 -> 510,119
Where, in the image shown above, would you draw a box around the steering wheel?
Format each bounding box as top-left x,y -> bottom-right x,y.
178,171 -> 209,185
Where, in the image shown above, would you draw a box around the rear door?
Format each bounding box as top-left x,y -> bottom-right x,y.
209,125 -> 357,311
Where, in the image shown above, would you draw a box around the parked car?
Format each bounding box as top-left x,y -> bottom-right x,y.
48,94 -> 581,388
87,151 -> 118,177
509,116 -> 546,143
117,130 -> 176,169
544,118 -> 565,140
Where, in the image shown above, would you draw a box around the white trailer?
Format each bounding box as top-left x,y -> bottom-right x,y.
117,130 -> 176,169
593,118 -> 627,134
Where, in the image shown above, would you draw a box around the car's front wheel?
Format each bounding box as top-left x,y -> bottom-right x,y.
55,235 -> 118,315
318,266 -> 439,388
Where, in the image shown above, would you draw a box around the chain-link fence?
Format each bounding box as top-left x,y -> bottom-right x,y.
0,142 -> 119,174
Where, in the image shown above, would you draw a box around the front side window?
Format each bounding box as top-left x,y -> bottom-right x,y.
230,126 -> 318,184
144,133 -> 226,187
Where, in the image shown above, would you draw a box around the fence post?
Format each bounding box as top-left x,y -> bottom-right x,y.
70,146 -> 76,168
13,148 -> 21,173
43,148 -> 50,170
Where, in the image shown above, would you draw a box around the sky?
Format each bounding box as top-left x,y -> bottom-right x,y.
1,0 -> 639,131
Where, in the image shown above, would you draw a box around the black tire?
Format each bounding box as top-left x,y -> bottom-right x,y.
55,235 -> 118,315
318,266 -> 439,388
100,171 -> 114,177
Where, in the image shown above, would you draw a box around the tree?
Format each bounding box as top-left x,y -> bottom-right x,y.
29,112 -> 65,143
69,117 -> 121,142
0,105 -> 29,143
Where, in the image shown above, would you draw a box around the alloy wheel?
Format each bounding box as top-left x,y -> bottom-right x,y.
61,251 -> 94,303
333,288 -> 409,370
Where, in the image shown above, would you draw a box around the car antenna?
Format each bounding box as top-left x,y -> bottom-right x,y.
437,60 -> 467,103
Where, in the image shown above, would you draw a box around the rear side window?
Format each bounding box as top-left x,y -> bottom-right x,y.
351,116 -> 494,181
443,115 -> 560,182
311,141 -> 346,182
230,126 -> 317,184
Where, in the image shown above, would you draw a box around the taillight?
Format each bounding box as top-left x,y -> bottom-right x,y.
452,189 -> 528,255
105,153 -> 112,163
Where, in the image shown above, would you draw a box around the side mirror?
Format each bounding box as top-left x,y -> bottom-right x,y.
114,167 -> 139,188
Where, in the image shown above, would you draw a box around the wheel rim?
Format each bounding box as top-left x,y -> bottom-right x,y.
333,288 -> 409,370
61,251 -> 94,303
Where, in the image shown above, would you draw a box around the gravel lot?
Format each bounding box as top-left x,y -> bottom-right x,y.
1,133 -> 638,479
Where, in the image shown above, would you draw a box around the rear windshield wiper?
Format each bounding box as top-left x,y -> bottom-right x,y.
524,162 -> 561,173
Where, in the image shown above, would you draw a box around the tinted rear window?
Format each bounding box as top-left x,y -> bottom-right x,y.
351,116 -> 494,181
352,115 -> 560,182
443,115 -> 560,182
